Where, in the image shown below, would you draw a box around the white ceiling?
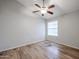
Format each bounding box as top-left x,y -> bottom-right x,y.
17,0 -> 79,19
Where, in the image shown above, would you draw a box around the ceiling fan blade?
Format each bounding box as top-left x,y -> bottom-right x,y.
35,4 -> 41,8
32,10 -> 40,13
48,5 -> 55,9
47,11 -> 53,15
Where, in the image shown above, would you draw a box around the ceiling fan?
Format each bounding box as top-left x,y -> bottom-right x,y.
32,0 -> 55,16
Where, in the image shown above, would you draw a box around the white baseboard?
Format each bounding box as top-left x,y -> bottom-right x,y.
0,40 -> 44,52
47,39 -> 79,50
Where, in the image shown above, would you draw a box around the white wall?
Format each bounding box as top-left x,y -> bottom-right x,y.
47,10 -> 79,49
0,0 -> 45,52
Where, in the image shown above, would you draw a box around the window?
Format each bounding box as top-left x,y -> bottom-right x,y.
48,21 -> 58,36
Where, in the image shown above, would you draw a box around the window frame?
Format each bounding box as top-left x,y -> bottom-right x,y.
48,21 -> 58,36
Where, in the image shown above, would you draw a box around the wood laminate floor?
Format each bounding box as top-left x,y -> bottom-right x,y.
0,40 -> 79,59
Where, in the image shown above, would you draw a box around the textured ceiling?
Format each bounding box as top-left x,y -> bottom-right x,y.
17,0 -> 79,19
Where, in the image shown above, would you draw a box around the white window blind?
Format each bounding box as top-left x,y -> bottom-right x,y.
48,21 -> 58,36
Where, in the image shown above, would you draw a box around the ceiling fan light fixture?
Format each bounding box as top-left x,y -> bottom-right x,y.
40,8 -> 47,14
33,0 -> 55,16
